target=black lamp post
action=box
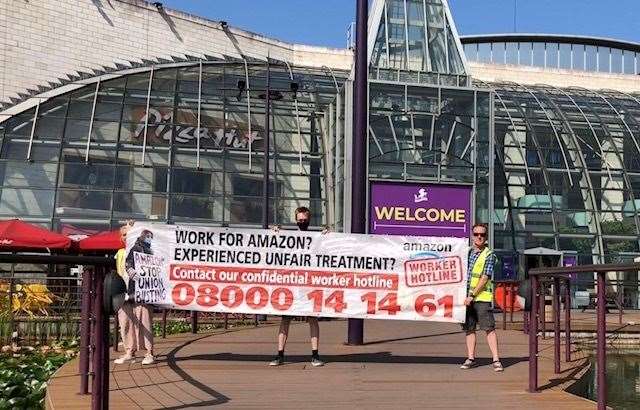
[347,0,368,345]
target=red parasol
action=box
[77,230,124,251]
[0,219,71,250]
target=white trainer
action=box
[114,354,135,364]
[141,354,155,365]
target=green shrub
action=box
[0,340,77,410]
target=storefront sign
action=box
[134,108,262,149]
[370,182,472,238]
[563,254,578,281]
[124,223,469,323]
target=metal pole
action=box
[618,282,623,325]
[553,277,561,374]
[91,267,107,410]
[596,271,607,410]
[529,274,539,393]
[113,315,119,352]
[162,309,168,338]
[257,58,272,325]
[564,278,571,362]
[191,311,198,334]
[502,284,507,330]
[510,283,515,323]
[539,281,546,339]
[262,58,271,230]
[347,0,368,347]
[79,268,92,395]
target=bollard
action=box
[564,278,571,362]
[510,283,515,323]
[162,309,168,338]
[528,274,539,393]
[596,271,606,410]
[502,283,508,330]
[191,311,198,334]
[539,281,546,339]
[79,268,93,395]
[224,313,229,330]
[91,267,108,410]
[553,277,561,374]
[113,316,119,352]
[618,284,623,325]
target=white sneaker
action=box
[141,354,155,365]
[114,354,135,364]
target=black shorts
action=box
[461,302,495,332]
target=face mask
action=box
[143,237,152,246]
[296,221,310,231]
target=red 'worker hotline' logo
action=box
[404,256,463,287]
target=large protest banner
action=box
[124,223,469,323]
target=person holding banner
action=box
[269,206,325,367]
[113,223,156,365]
[114,221,137,364]
[460,223,503,372]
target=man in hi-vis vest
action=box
[460,223,503,372]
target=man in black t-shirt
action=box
[269,206,324,367]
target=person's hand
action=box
[126,267,137,280]
[321,225,331,235]
[464,296,474,306]
[270,224,281,232]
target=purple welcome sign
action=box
[563,254,578,281]
[369,182,472,238]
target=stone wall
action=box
[0,0,352,109]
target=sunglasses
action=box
[473,232,487,237]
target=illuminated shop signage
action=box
[370,182,472,238]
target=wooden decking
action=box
[46,318,596,409]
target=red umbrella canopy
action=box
[77,229,124,251]
[0,219,71,250]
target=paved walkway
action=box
[47,318,595,409]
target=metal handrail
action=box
[527,263,640,410]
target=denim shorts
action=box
[461,302,495,332]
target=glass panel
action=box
[0,188,54,217]
[55,190,111,217]
[532,43,545,67]
[115,166,167,192]
[426,2,447,72]
[559,43,572,70]
[386,0,407,69]
[492,42,506,65]
[171,195,221,221]
[545,43,559,69]
[114,192,167,219]
[519,42,532,66]
[586,46,598,71]
[0,162,57,188]
[59,162,114,190]
[611,48,623,74]
[446,23,464,74]
[623,51,635,74]
[463,43,477,61]
[506,42,518,65]
[406,0,427,71]
[478,43,491,63]
[597,47,611,73]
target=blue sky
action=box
[161,0,640,48]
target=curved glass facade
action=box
[463,37,640,75]
[485,81,640,267]
[0,62,346,235]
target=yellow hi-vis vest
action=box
[115,248,126,278]
[469,247,494,303]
